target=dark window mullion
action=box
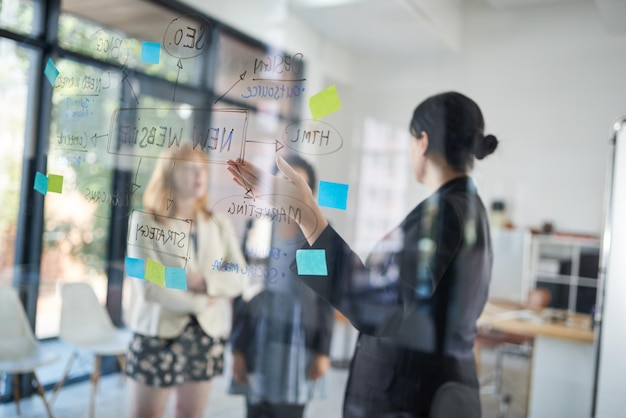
[12,0,61,399]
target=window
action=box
[0,38,33,282]
[1,0,303,400]
[0,0,41,36]
[39,57,121,337]
[354,117,409,254]
[59,12,208,87]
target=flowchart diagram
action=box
[41,14,348,289]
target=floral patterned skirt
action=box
[126,318,226,387]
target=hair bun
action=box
[474,133,498,160]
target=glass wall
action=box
[0,38,32,284]
[0,0,614,415]
[39,57,121,337]
[0,0,303,400]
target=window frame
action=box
[1,0,306,402]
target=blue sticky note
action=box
[34,172,48,195]
[125,257,145,279]
[44,58,59,86]
[141,41,161,64]
[318,181,349,210]
[296,249,328,276]
[165,267,187,290]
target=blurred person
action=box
[126,144,247,418]
[227,91,498,417]
[229,154,334,418]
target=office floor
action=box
[0,347,529,418]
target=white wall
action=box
[182,0,626,239]
[353,0,626,236]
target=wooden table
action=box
[479,303,594,343]
[478,302,595,418]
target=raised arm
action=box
[226,157,463,337]
[227,156,328,244]
[295,225,407,336]
[297,198,463,338]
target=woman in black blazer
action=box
[227,91,498,417]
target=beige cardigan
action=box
[127,211,247,339]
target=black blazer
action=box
[297,176,492,417]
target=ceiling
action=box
[287,0,461,56]
[285,0,624,55]
[62,0,626,57]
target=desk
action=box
[478,303,595,418]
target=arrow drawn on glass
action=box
[122,69,139,105]
[245,138,285,153]
[173,59,183,101]
[214,71,246,104]
[131,157,142,194]
[167,161,176,209]
[90,133,108,147]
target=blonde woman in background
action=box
[126,144,247,418]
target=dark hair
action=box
[409,91,498,172]
[276,154,317,194]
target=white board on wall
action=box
[595,119,626,418]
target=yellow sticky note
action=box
[47,174,63,193]
[308,85,341,120]
[145,258,165,287]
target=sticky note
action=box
[44,58,59,86]
[318,181,349,210]
[47,174,63,193]
[33,172,48,195]
[165,267,187,290]
[125,257,145,279]
[141,41,161,64]
[308,85,341,120]
[296,249,328,276]
[145,258,165,287]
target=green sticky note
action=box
[296,249,328,276]
[47,174,63,193]
[165,267,187,290]
[145,258,165,287]
[33,172,48,195]
[308,85,342,120]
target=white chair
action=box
[52,282,131,418]
[0,286,59,418]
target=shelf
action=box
[536,274,579,284]
[529,233,600,313]
[536,274,598,287]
